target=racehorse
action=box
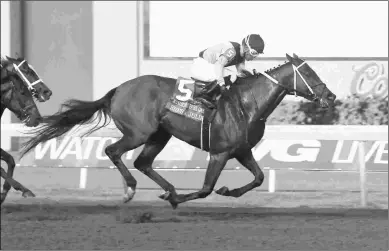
[1,69,40,203]
[1,55,52,204]
[20,53,336,209]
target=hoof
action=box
[215,186,229,196]
[158,192,179,209]
[123,187,136,203]
[169,201,178,210]
[22,190,36,198]
[158,191,171,201]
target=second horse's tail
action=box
[20,88,117,158]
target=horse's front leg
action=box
[1,168,35,204]
[165,152,230,207]
[215,150,264,197]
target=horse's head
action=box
[282,53,336,108]
[1,72,42,127]
[2,56,52,102]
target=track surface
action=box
[1,189,388,250]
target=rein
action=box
[257,61,326,102]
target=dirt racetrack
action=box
[1,188,388,250]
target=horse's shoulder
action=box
[219,88,243,108]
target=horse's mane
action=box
[0,55,25,67]
[235,60,289,85]
[264,61,289,74]
[1,55,23,83]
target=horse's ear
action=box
[286,53,293,62]
[292,53,299,59]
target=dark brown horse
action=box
[20,53,336,209]
[1,56,52,204]
[1,68,40,203]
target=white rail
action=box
[1,123,387,140]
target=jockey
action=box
[190,34,265,108]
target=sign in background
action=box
[12,136,388,172]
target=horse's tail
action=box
[20,88,117,158]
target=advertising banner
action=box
[318,61,388,101]
[12,136,388,172]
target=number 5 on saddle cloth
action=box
[164,77,223,151]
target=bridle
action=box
[260,61,326,101]
[12,60,43,95]
[0,65,35,117]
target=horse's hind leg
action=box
[1,168,35,204]
[215,150,264,197]
[132,127,179,207]
[105,136,144,203]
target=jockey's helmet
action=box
[242,34,265,57]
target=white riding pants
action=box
[190,57,237,84]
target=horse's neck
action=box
[0,65,14,118]
[251,63,294,121]
[0,76,13,113]
[1,67,8,80]
[218,63,292,123]
[260,90,287,120]
[238,76,286,123]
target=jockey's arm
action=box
[215,55,229,86]
[236,62,253,77]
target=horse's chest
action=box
[247,120,266,147]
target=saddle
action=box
[192,78,229,110]
[191,78,209,95]
[164,77,221,151]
